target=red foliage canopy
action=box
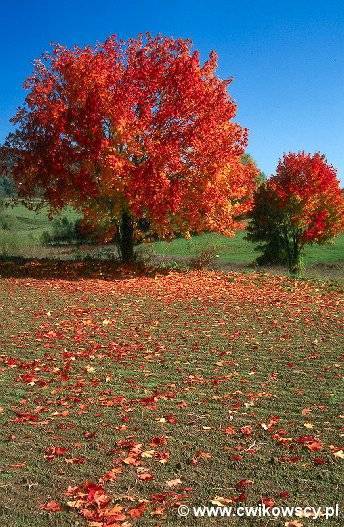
[270,152,344,244]
[9,34,257,236]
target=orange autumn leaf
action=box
[224,425,237,435]
[128,502,146,518]
[39,500,61,512]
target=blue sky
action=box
[1,0,343,181]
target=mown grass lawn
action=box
[152,231,344,267]
[0,270,343,526]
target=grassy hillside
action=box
[0,201,343,267]
[0,201,79,250]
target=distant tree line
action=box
[0,146,17,197]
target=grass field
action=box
[0,270,343,526]
[0,202,343,272]
[0,202,79,251]
[152,231,344,267]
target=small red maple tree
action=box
[247,152,344,273]
[6,34,258,261]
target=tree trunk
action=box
[289,236,302,275]
[118,212,135,263]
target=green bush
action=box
[0,200,10,230]
[40,216,79,245]
[246,185,288,266]
[0,239,19,259]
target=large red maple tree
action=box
[7,34,258,261]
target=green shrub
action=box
[40,216,79,245]
[0,240,19,259]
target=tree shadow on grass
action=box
[0,256,171,281]
[0,255,343,284]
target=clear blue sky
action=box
[1,0,343,181]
